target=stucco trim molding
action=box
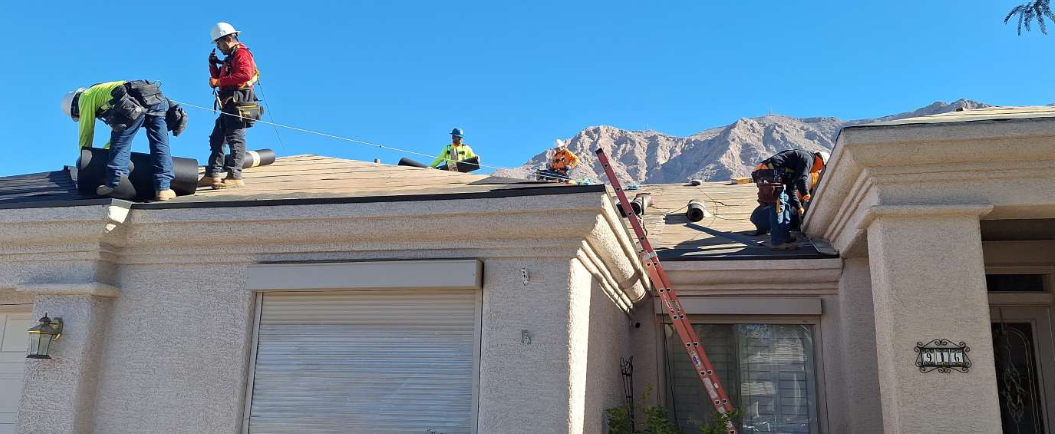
[856,203,994,231]
[654,297,822,315]
[246,259,483,292]
[15,283,121,297]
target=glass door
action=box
[991,306,1055,434]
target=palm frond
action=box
[1042,1,1055,25]
[1005,1,1055,34]
[1037,3,1049,33]
[1019,6,1028,34]
[1006,4,1026,23]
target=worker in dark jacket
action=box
[758,149,829,227]
[200,22,261,189]
[752,149,829,249]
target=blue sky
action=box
[1,0,1051,176]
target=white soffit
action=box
[247,259,483,291]
[658,297,823,316]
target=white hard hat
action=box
[555,139,566,148]
[210,22,239,42]
[817,151,831,166]
[62,88,85,121]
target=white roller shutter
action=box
[246,290,479,434]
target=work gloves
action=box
[209,50,222,66]
[209,78,220,88]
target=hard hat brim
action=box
[211,30,240,43]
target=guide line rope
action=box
[168,98,513,171]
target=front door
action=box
[991,306,1055,434]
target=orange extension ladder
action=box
[595,149,739,434]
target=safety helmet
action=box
[816,151,831,166]
[62,88,85,121]
[450,127,464,138]
[555,139,566,149]
[211,22,239,42]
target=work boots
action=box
[156,189,176,201]
[214,175,245,189]
[197,176,222,189]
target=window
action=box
[664,323,819,434]
[986,274,1047,292]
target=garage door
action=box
[0,310,32,434]
[245,290,479,434]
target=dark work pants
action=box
[784,182,803,230]
[206,108,247,179]
[769,190,792,246]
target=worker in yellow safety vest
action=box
[430,127,478,169]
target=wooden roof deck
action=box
[635,182,831,260]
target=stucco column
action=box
[14,285,118,434]
[837,258,884,434]
[863,205,1000,434]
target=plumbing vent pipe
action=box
[630,193,652,215]
[686,199,711,222]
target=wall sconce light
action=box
[26,313,62,359]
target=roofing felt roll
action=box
[77,148,198,201]
[397,157,429,168]
[225,149,276,169]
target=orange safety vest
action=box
[550,149,579,172]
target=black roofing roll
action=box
[397,157,428,168]
[225,148,276,169]
[77,148,137,200]
[77,147,198,201]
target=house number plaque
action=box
[914,339,971,373]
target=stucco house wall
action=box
[581,267,634,434]
[0,190,648,434]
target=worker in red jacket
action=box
[199,22,261,189]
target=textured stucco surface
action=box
[90,264,254,434]
[581,264,632,434]
[867,214,1001,434]
[477,257,577,433]
[825,258,883,434]
[17,294,111,434]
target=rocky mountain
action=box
[493,99,992,184]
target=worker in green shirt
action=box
[430,128,478,170]
[62,80,176,201]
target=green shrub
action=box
[604,387,741,434]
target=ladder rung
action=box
[594,148,739,434]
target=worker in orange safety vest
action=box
[548,139,580,176]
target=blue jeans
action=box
[106,99,173,190]
[769,189,792,246]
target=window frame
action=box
[656,314,829,434]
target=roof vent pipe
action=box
[631,193,652,215]
[686,199,710,222]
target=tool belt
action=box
[165,98,188,137]
[100,80,164,131]
[756,182,783,204]
[218,88,263,127]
